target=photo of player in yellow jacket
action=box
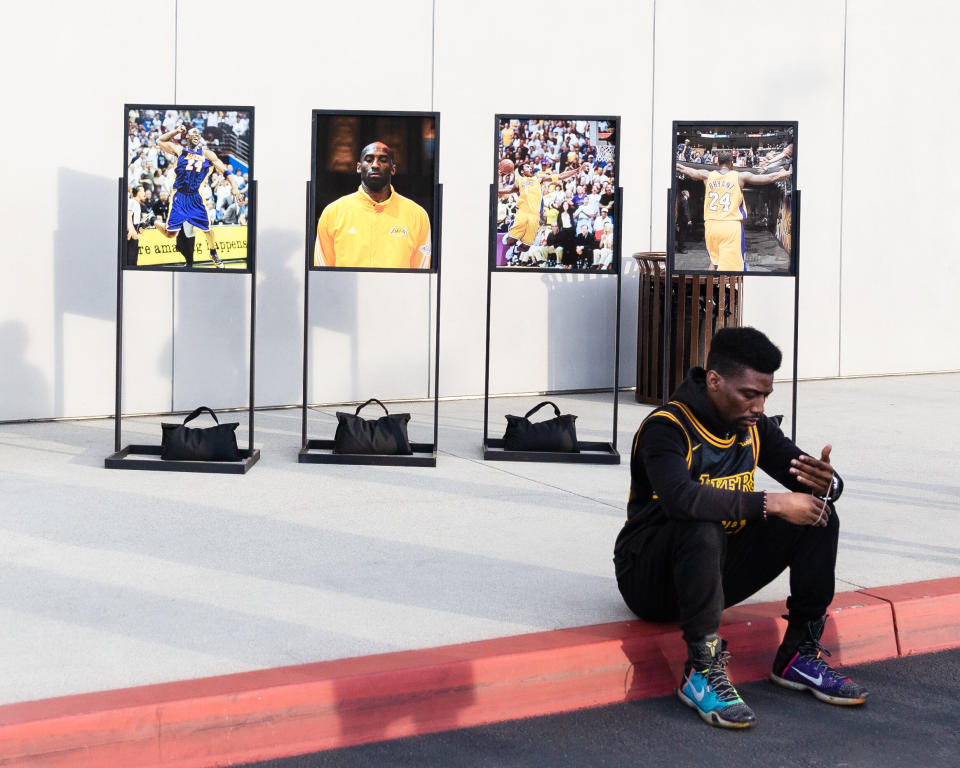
[315,141,431,269]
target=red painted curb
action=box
[0,581,953,768]
[859,577,960,656]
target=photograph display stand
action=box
[664,188,802,441]
[482,185,623,464]
[106,178,261,473]
[299,182,442,467]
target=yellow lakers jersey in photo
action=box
[704,170,746,221]
[515,173,547,216]
[315,186,431,269]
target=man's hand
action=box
[790,445,834,496]
[766,491,830,527]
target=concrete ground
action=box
[0,373,957,707]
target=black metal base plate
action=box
[298,439,437,467]
[483,439,620,464]
[105,444,260,474]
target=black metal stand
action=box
[663,188,801,437]
[299,440,437,467]
[299,183,443,467]
[789,190,801,442]
[105,445,260,473]
[106,178,261,473]
[482,185,623,464]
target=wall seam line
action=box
[171,0,179,412]
[837,0,848,378]
[428,0,437,398]
[648,0,657,251]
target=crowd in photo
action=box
[126,109,250,231]
[498,118,617,270]
[676,132,794,175]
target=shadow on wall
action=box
[308,269,358,401]
[175,226,309,413]
[0,323,50,419]
[619,255,639,385]
[257,228,306,408]
[542,271,618,394]
[173,272,248,411]
[54,169,118,418]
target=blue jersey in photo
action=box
[174,147,213,194]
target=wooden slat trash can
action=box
[633,252,743,404]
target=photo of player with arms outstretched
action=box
[673,122,796,274]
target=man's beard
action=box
[363,174,389,192]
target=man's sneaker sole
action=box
[769,672,868,706]
[676,688,755,729]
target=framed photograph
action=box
[491,115,620,273]
[122,104,254,272]
[671,121,796,275]
[309,110,439,272]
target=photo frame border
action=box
[121,102,256,275]
[489,112,622,276]
[669,119,798,278]
[308,108,441,275]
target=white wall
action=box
[0,0,957,421]
[840,0,960,374]
[0,1,177,421]
[651,0,846,382]
[434,0,653,399]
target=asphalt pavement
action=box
[239,648,960,768]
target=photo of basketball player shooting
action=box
[495,117,618,270]
[154,124,240,268]
[498,160,581,264]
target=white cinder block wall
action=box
[0,0,957,421]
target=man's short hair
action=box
[360,141,395,164]
[717,151,733,167]
[706,327,782,377]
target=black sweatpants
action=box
[616,510,839,643]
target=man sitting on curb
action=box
[614,327,868,729]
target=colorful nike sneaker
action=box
[209,249,225,268]
[770,616,868,705]
[677,635,757,729]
